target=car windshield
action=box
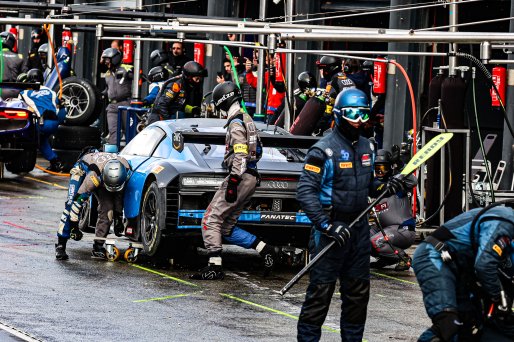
[121,127,165,157]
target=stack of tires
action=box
[51,77,103,170]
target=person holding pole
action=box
[296,88,410,341]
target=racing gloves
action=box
[225,175,241,203]
[69,220,83,241]
[387,174,409,195]
[318,222,351,247]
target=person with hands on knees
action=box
[147,61,206,125]
[190,82,278,280]
[296,88,375,342]
[412,205,514,341]
[55,151,131,260]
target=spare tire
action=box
[51,125,101,150]
[55,77,101,126]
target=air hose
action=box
[0,38,3,98]
[455,52,514,138]
[223,45,248,114]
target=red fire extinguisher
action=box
[123,37,134,64]
[491,66,506,107]
[274,53,285,82]
[62,29,72,49]
[194,43,205,67]
[373,57,387,94]
[8,27,17,53]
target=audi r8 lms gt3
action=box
[120,118,317,258]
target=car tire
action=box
[140,182,166,257]
[5,148,37,173]
[51,125,101,150]
[55,77,101,127]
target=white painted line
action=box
[0,321,43,342]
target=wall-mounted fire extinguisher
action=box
[194,43,205,67]
[123,37,134,64]
[274,52,285,82]
[491,66,506,107]
[62,29,72,49]
[8,27,18,53]
[373,57,387,94]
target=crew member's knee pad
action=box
[431,309,461,342]
[341,278,370,324]
[299,282,336,326]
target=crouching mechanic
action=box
[55,151,131,260]
[19,68,66,172]
[369,148,417,271]
[191,82,278,280]
[412,205,514,341]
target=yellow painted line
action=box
[371,271,418,286]
[220,293,339,333]
[131,264,198,287]
[133,293,191,303]
[24,176,67,189]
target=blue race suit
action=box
[412,207,514,341]
[19,86,66,162]
[296,127,375,342]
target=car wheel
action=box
[56,77,100,127]
[5,148,37,173]
[140,182,166,256]
[50,125,101,150]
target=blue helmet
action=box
[332,88,370,127]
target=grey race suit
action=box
[58,152,130,243]
[370,175,417,261]
[1,48,28,99]
[201,104,260,256]
[105,64,133,144]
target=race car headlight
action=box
[181,177,224,187]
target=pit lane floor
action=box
[0,162,430,342]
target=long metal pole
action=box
[131,0,143,100]
[256,0,267,120]
[500,0,514,190]
[284,0,294,131]
[448,0,458,76]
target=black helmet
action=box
[212,82,242,112]
[26,68,44,84]
[182,61,208,78]
[101,47,122,67]
[147,66,169,83]
[297,71,316,92]
[316,56,342,80]
[102,159,128,192]
[375,149,392,179]
[31,28,43,40]
[0,31,16,51]
[150,49,169,68]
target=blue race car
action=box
[0,99,38,173]
[120,118,316,257]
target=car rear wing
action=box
[0,82,41,91]
[172,131,320,152]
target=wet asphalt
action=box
[0,160,431,342]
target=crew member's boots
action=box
[47,158,65,173]
[257,242,279,277]
[190,256,224,280]
[55,237,69,260]
[91,242,107,260]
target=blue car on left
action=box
[0,99,38,173]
